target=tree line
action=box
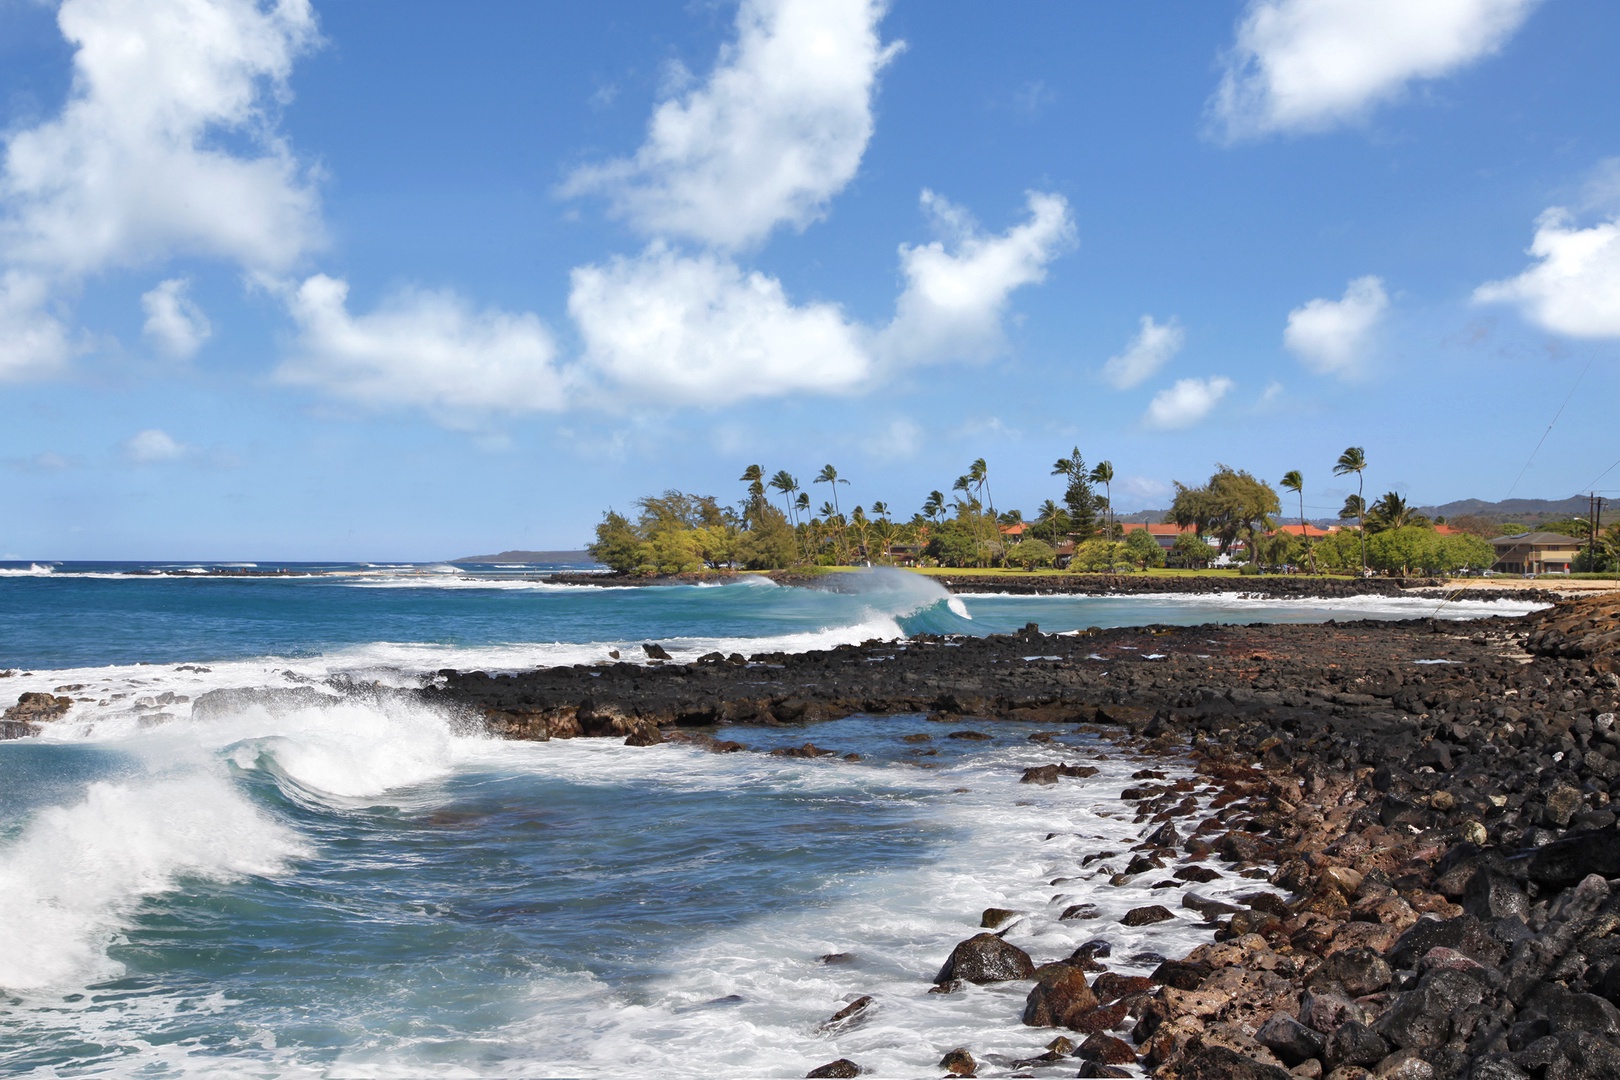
[587,446,1498,576]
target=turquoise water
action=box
[0,563,1543,1077]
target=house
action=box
[1120,522,1206,551]
[998,522,1027,541]
[1432,524,1466,537]
[1489,531,1581,575]
[887,543,923,567]
[1272,523,1336,539]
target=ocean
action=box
[0,563,1545,1077]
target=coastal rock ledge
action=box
[416,592,1620,1078]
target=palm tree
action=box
[768,470,798,524]
[1333,446,1368,572]
[740,465,766,526]
[871,500,890,521]
[969,458,995,520]
[1366,491,1426,533]
[1281,469,1313,573]
[814,464,851,564]
[1090,460,1114,537]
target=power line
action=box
[1503,354,1594,502]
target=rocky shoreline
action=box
[545,568,1568,606]
[406,594,1620,1079]
[9,595,1620,1078]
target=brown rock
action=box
[1022,963,1097,1027]
[1122,904,1176,926]
[939,1048,976,1076]
[1077,1032,1136,1065]
[806,1059,863,1078]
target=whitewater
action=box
[0,562,1547,1077]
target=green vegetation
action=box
[586,444,1517,579]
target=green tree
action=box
[1168,465,1279,555]
[1006,537,1056,570]
[1365,491,1428,533]
[587,510,646,573]
[1333,446,1368,570]
[1089,460,1114,536]
[814,464,850,562]
[1170,531,1213,568]
[1051,448,1099,540]
[1073,538,1131,572]
[1124,528,1166,570]
[1280,469,1315,573]
[735,504,798,569]
[739,465,766,526]
[924,519,980,567]
[1031,499,1071,544]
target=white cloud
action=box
[1,0,322,277]
[864,417,922,459]
[1474,209,1620,338]
[569,244,870,406]
[1101,314,1184,390]
[1117,475,1172,506]
[1210,0,1539,140]
[1144,376,1233,430]
[123,428,188,463]
[561,0,900,249]
[880,190,1075,365]
[0,271,73,381]
[1283,275,1388,376]
[141,278,212,358]
[277,275,568,416]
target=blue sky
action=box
[2,0,1618,560]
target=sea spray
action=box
[0,772,308,989]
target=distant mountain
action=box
[1116,509,1168,524]
[1415,496,1595,521]
[451,549,594,564]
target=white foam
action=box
[0,773,308,989]
[0,562,55,576]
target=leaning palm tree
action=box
[814,464,851,563]
[1280,469,1313,573]
[740,464,766,526]
[969,458,995,521]
[1090,460,1115,537]
[1333,446,1368,571]
[768,470,798,525]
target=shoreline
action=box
[546,568,1595,605]
[413,593,1620,1078]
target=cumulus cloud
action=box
[123,428,189,463]
[277,275,568,416]
[1210,0,1539,140]
[569,244,870,405]
[880,190,1075,365]
[1,0,322,276]
[0,271,73,381]
[1117,475,1173,506]
[564,191,1073,407]
[561,0,900,249]
[1283,275,1388,377]
[1102,314,1184,390]
[1144,376,1233,430]
[141,278,212,358]
[1474,209,1620,337]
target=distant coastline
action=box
[450,549,593,564]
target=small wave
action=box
[0,563,55,576]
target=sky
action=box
[2,0,1619,560]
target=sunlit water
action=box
[0,563,1544,1076]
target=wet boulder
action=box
[1324,1020,1389,1069]
[1022,963,1097,1026]
[1076,1032,1136,1065]
[1122,904,1176,926]
[1526,826,1620,888]
[939,1048,976,1076]
[806,1059,863,1078]
[935,933,1034,984]
[1386,915,1503,969]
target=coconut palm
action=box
[740,465,766,525]
[969,458,995,520]
[1090,460,1115,536]
[871,501,890,522]
[1333,446,1368,571]
[814,464,851,563]
[1366,491,1426,533]
[1281,469,1313,573]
